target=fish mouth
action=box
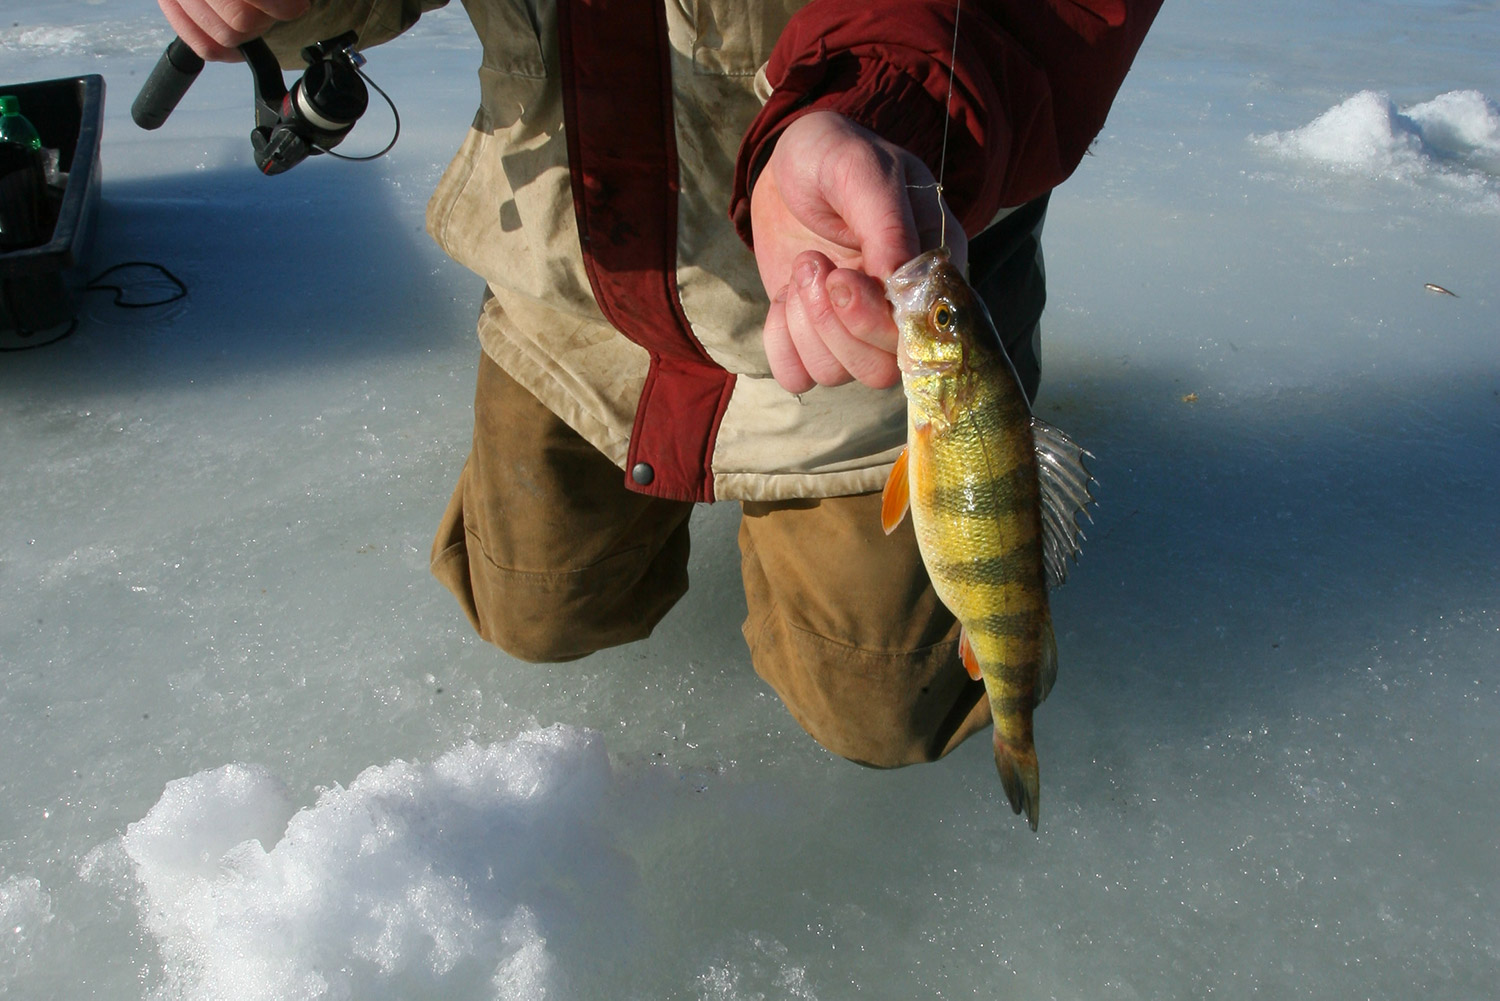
[898,352,959,377]
[884,248,950,336]
[896,336,958,376]
[884,248,948,298]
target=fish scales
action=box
[883,248,1091,831]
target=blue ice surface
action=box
[2,1,1498,998]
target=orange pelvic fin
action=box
[880,445,910,535]
[958,627,982,680]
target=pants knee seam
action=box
[769,611,960,664]
[463,524,649,587]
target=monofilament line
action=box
[935,0,962,253]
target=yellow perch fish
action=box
[882,249,1093,831]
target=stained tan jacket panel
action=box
[273,0,907,502]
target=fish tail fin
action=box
[994,734,1040,832]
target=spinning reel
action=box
[132,31,397,175]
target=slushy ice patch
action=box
[1,876,55,982]
[1255,89,1500,207]
[0,20,173,58]
[108,726,634,1001]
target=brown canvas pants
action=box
[430,352,993,767]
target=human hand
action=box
[157,0,311,61]
[750,111,967,394]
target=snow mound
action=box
[116,727,631,1001]
[1255,89,1500,207]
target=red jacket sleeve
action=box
[730,0,1164,244]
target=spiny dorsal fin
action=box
[1031,417,1095,589]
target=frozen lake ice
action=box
[3,1,1498,998]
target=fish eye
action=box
[930,300,955,332]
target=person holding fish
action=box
[156,0,1161,824]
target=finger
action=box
[163,0,304,59]
[160,0,244,60]
[827,269,896,353]
[782,259,854,388]
[248,0,313,19]
[795,258,901,389]
[763,287,816,395]
[223,0,312,33]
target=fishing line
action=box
[904,0,962,253]
[936,0,962,253]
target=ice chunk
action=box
[1,876,54,982]
[121,763,296,882]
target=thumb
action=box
[842,148,964,279]
[803,128,932,280]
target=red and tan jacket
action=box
[269,0,1161,503]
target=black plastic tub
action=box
[0,74,105,343]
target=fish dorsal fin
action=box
[1031,417,1095,588]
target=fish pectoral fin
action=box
[958,626,983,681]
[880,445,911,535]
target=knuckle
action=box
[807,355,851,387]
[763,301,788,339]
[850,306,896,345]
[203,22,243,48]
[857,362,900,390]
[837,339,897,389]
[220,7,261,34]
[833,285,891,340]
[768,352,813,394]
[801,287,838,328]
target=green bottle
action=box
[0,94,47,251]
[0,95,44,150]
